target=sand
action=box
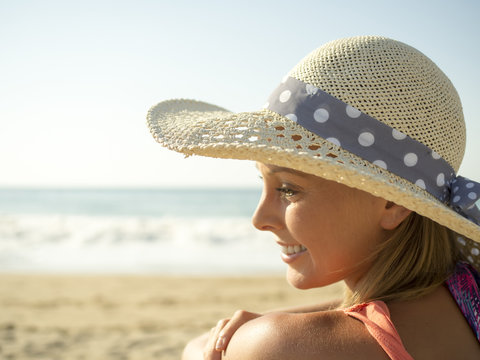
[0,273,343,359]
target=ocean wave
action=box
[0,214,282,274]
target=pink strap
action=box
[343,301,414,360]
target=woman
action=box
[147,36,480,359]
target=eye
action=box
[276,187,297,198]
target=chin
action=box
[286,268,316,290]
[286,267,336,290]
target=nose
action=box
[252,190,284,232]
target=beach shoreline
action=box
[0,273,343,359]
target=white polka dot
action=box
[457,237,466,246]
[373,160,387,169]
[403,153,418,167]
[358,132,375,147]
[472,247,480,256]
[453,186,459,193]
[468,192,477,200]
[279,90,291,103]
[415,179,426,189]
[468,255,474,263]
[436,173,445,187]
[392,129,407,140]
[313,108,329,123]
[431,151,441,160]
[263,102,269,109]
[346,105,361,118]
[453,195,461,203]
[306,84,318,95]
[285,114,297,122]
[466,182,475,189]
[326,137,341,147]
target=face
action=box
[253,163,393,290]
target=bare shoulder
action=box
[223,310,388,360]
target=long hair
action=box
[343,212,464,306]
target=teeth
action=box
[281,244,307,255]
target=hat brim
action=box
[147,99,480,262]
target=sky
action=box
[1,0,479,188]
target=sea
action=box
[0,188,284,275]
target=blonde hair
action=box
[343,212,463,307]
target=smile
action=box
[281,244,307,255]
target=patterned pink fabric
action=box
[445,261,480,341]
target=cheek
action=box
[285,204,337,245]
[285,198,374,256]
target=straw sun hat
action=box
[147,36,480,267]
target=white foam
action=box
[0,214,283,274]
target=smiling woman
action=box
[147,36,480,359]
[253,163,402,292]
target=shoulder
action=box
[223,310,388,360]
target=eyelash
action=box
[258,175,298,199]
[276,187,297,198]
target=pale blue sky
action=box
[1,0,479,188]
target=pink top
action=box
[342,301,414,360]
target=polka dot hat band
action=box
[266,76,480,226]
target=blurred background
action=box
[1,0,479,275]
[1,1,479,359]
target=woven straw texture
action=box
[289,36,465,172]
[147,36,479,266]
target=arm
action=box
[222,312,296,360]
[223,310,390,360]
[182,299,342,360]
[215,299,341,352]
[222,311,333,360]
[182,332,209,360]
[182,316,289,360]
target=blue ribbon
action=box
[266,76,480,227]
[450,176,480,225]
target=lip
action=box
[277,242,308,264]
[280,250,307,264]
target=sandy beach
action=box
[0,273,343,359]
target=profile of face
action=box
[253,163,411,290]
